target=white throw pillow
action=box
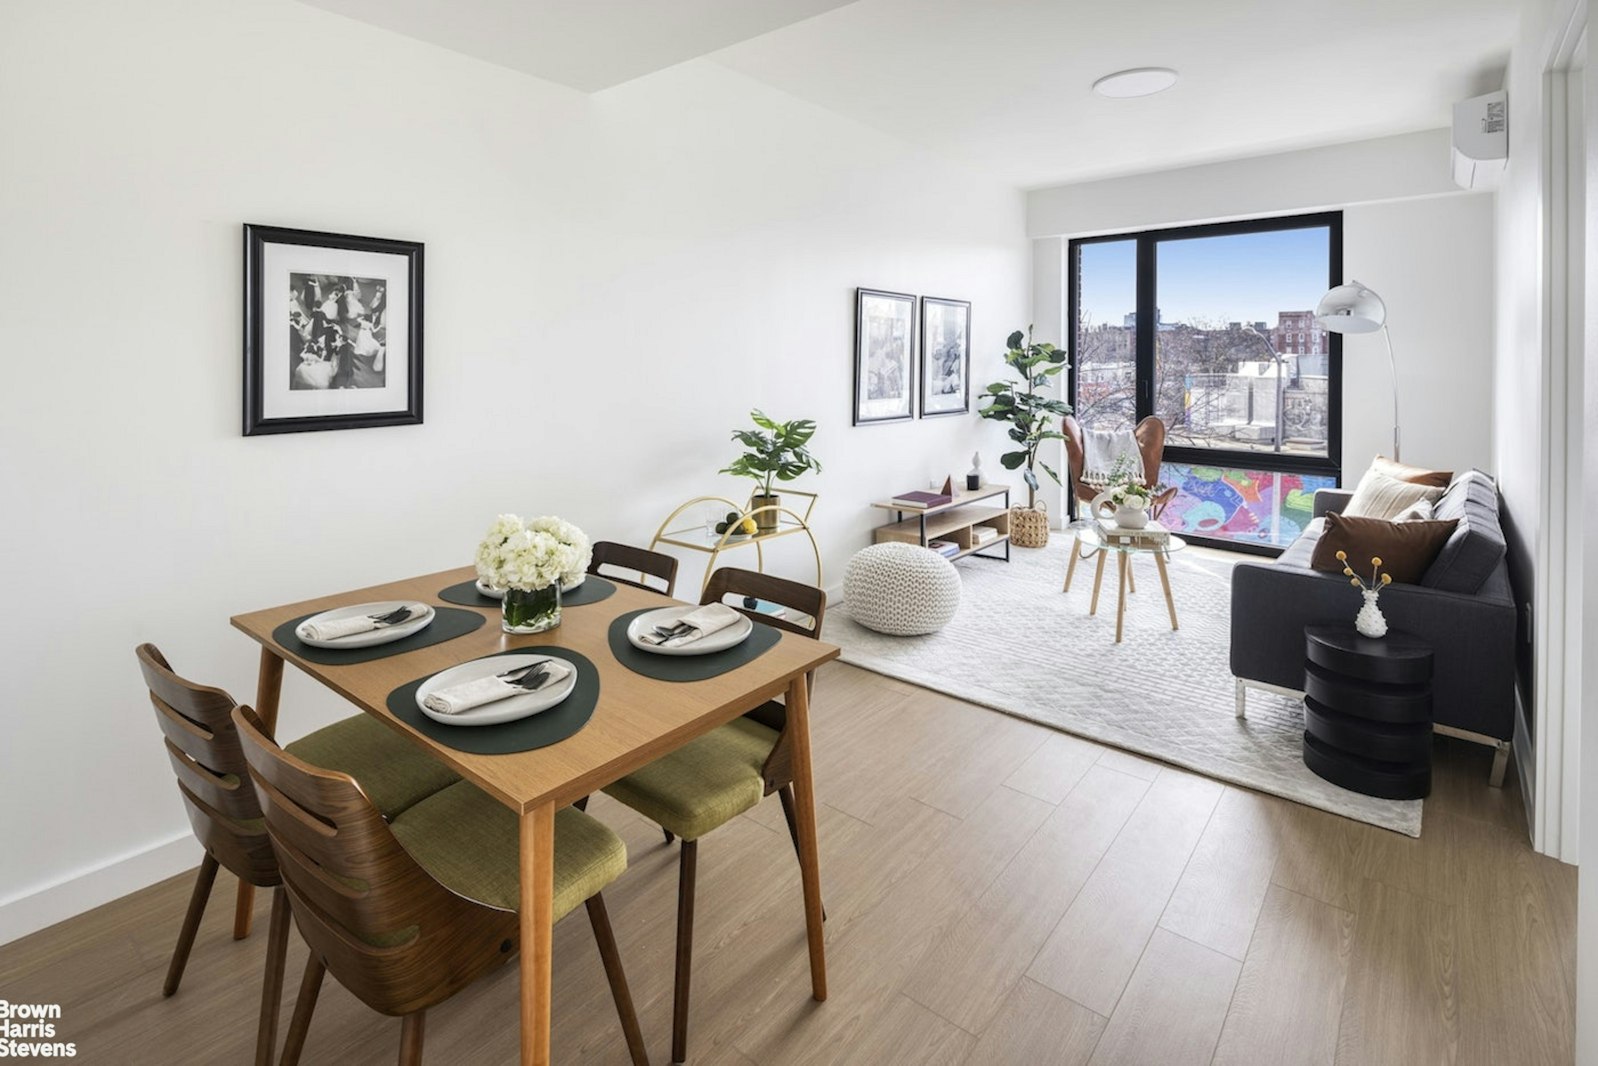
[1392,498,1436,522]
[1343,467,1444,520]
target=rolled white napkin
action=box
[639,603,744,648]
[422,658,572,716]
[299,603,429,642]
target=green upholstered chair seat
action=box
[391,781,626,920]
[286,714,460,819]
[602,716,779,842]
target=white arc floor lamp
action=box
[1315,280,1400,460]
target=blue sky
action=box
[1077,227,1332,328]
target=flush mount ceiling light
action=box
[1092,67,1179,99]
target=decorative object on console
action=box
[843,542,961,636]
[474,514,591,634]
[920,296,971,416]
[243,224,424,436]
[890,489,952,510]
[927,539,960,558]
[966,452,983,491]
[1316,280,1401,459]
[720,408,822,532]
[978,326,1071,547]
[854,288,917,424]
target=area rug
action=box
[831,538,1423,837]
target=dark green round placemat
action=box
[607,608,780,682]
[437,576,617,609]
[386,648,598,755]
[273,607,486,666]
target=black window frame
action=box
[1067,211,1344,556]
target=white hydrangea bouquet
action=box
[475,514,592,633]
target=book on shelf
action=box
[927,539,960,558]
[1098,518,1170,544]
[890,489,952,509]
[971,523,1001,545]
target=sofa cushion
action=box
[1373,455,1452,488]
[1309,513,1460,584]
[1278,517,1324,570]
[1422,469,1507,594]
[1343,466,1445,519]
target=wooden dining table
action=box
[231,565,838,1065]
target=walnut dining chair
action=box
[588,540,679,597]
[231,706,650,1066]
[600,567,825,1063]
[134,644,460,1066]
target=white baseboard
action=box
[0,832,203,946]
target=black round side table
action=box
[1302,626,1433,800]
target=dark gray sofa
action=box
[1229,470,1517,784]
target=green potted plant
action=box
[720,409,822,532]
[978,327,1071,547]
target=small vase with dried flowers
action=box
[1336,550,1393,639]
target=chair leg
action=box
[163,853,219,997]
[397,1012,425,1066]
[255,887,291,1066]
[586,895,649,1066]
[278,954,326,1066]
[573,795,589,811]
[234,881,256,940]
[777,786,825,921]
[663,828,675,846]
[672,840,698,1064]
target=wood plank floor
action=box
[0,663,1575,1064]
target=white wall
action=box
[1026,141,1497,506]
[0,0,1029,942]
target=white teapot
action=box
[1091,489,1150,530]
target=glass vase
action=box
[502,584,561,634]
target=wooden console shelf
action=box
[869,484,1012,561]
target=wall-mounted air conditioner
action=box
[1451,90,1507,190]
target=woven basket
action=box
[1009,504,1050,548]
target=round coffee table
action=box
[1062,520,1186,643]
[1302,626,1434,799]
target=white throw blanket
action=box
[422,658,572,715]
[1081,427,1144,484]
[638,603,744,648]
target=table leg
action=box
[785,675,828,1001]
[1154,551,1179,631]
[236,648,285,940]
[1062,542,1080,592]
[519,803,556,1066]
[1127,559,1136,594]
[1115,552,1128,644]
[1089,551,1108,615]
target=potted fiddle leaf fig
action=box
[978,326,1072,547]
[720,409,822,532]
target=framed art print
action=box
[853,287,916,424]
[243,224,423,436]
[920,296,970,417]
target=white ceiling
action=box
[298,0,857,92]
[301,0,1522,189]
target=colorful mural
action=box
[1156,463,1335,549]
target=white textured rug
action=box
[832,538,1423,837]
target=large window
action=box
[1069,214,1342,553]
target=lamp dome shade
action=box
[1315,281,1387,334]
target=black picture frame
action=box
[853,287,917,425]
[243,223,424,436]
[919,296,971,417]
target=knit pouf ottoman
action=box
[844,542,961,636]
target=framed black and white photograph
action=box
[853,287,916,425]
[243,224,423,436]
[920,296,970,417]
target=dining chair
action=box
[600,567,825,1063]
[230,705,650,1066]
[588,540,679,597]
[135,643,461,1066]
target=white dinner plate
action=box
[415,654,576,727]
[626,606,754,657]
[295,601,434,649]
[475,573,584,600]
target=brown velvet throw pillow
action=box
[1310,513,1460,585]
[1373,455,1452,488]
